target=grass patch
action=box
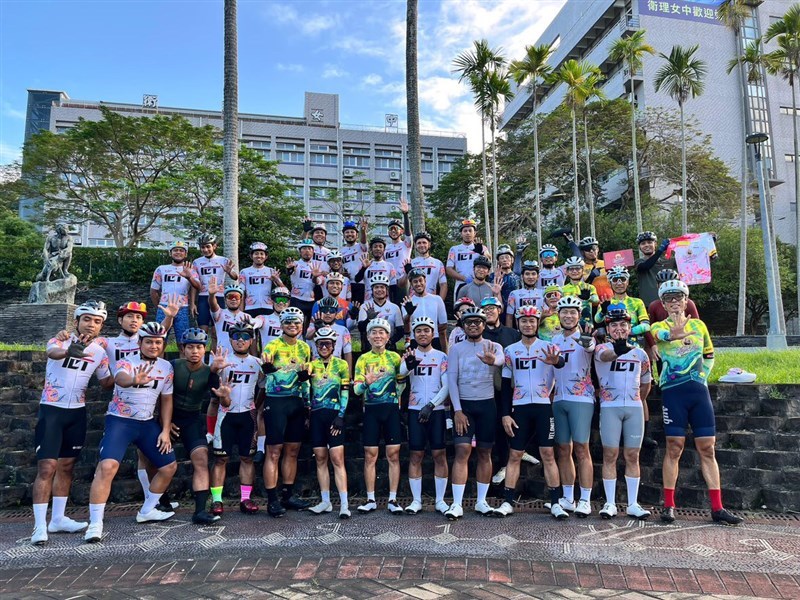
[710,349,800,384]
[0,342,45,351]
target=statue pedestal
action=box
[0,304,76,344]
[28,275,78,304]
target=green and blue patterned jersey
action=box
[594,295,651,346]
[262,336,312,398]
[353,350,405,405]
[651,318,714,389]
[309,357,350,415]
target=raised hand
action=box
[132,362,156,386]
[180,262,194,279]
[285,257,297,271]
[515,234,529,250]
[668,312,689,341]
[66,338,89,358]
[207,276,220,298]
[477,341,497,365]
[399,197,409,214]
[402,295,416,316]
[542,344,562,366]
[364,366,380,385]
[364,302,378,321]
[359,216,369,230]
[360,252,372,268]
[210,347,234,372]
[491,280,503,296]
[162,294,181,318]
[310,261,324,279]
[55,329,70,342]
[212,383,234,407]
[222,261,235,276]
[271,269,282,282]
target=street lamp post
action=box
[746,132,787,349]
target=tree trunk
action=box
[571,107,581,239]
[583,108,595,238]
[532,85,542,249]
[629,61,643,234]
[405,0,425,233]
[222,0,239,271]
[680,101,688,235]
[794,73,800,333]
[491,119,499,253]
[481,123,490,245]
[736,39,749,336]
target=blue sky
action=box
[0,0,566,164]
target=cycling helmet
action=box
[326,250,342,262]
[544,285,562,297]
[605,303,631,323]
[659,279,690,298]
[539,244,559,257]
[366,317,392,334]
[453,297,475,312]
[369,273,390,288]
[515,305,541,319]
[342,220,358,232]
[315,327,339,343]
[249,241,268,254]
[408,267,427,281]
[607,266,630,281]
[521,260,540,273]
[460,219,477,231]
[578,236,599,249]
[229,322,255,339]
[414,231,432,243]
[198,233,217,246]
[170,241,188,251]
[564,256,585,269]
[460,306,487,322]
[496,244,514,259]
[181,328,209,345]
[480,296,503,309]
[296,239,314,251]
[75,301,108,322]
[117,301,147,318]
[280,307,305,323]
[411,316,436,333]
[325,272,345,284]
[473,255,492,269]
[369,236,386,248]
[557,295,584,311]
[636,231,657,244]
[318,296,340,311]
[656,269,680,283]
[311,223,327,233]
[271,286,291,299]
[387,218,404,230]
[224,283,244,297]
[139,322,167,338]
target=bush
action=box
[70,247,200,285]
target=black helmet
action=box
[636,231,657,244]
[605,303,632,324]
[198,233,217,246]
[408,267,427,281]
[578,236,599,249]
[229,322,254,338]
[369,236,386,248]
[473,255,492,269]
[181,328,209,345]
[318,295,339,311]
[414,231,432,243]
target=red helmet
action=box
[117,301,147,318]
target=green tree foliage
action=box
[0,180,43,286]
[425,153,482,237]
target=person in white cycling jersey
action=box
[191,233,238,332]
[239,242,284,318]
[401,267,449,352]
[506,261,544,328]
[208,280,262,354]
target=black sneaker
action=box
[711,508,744,526]
[282,494,311,511]
[660,507,676,523]
[268,500,286,518]
[192,511,221,524]
[253,450,265,464]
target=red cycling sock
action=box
[708,489,723,512]
[663,488,675,508]
[207,415,217,436]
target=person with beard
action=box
[150,241,201,345]
[487,245,522,308]
[239,242,284,318]
[633,231,674,307]
[446,218,493,299]
[320,252,352,301]
[460,255,500,307]
[339,218,369,304]
[190,233,238,333]
[403,231,448,301]
[355,237,398,302]
[286,240,326,330]
[536,245,566,290]
[506,261,544,328]
[401,268,449,352]
[303,218,333,267]
[384,198,413,305]
[357,274,404,352]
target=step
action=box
[774,433,800,452]
[752,450,798,469]
[724,431,774,450]
[761,487,800,513]
[744,416,785,431]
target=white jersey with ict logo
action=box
[384,239,411,275]
[313,244,332,270]
[507,288,544,315]
[502,339,555,406]
[108,356,174,421]
[357,300,403,332]
[212,309,262,354]
[537,267,566,290]
[151,264,192,307]
[401,294,447,338]
[239,265,277,310]
[404,348,448,411]
[551,332,596,404]
[290,259,318,302]
[364,260,398,301]
[446,243,487,279]
[41,337,111,409]
[259,312,283,348]
[192,255,233,296]
[321,272,352,301]
[410,256,447,295]
[219,353,261,413]
[105,333,141,375]
[594,345,652,408]
[340,243,367,280]
[309,323,352,360]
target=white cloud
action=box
[276,63,305,73]
[362,73,383,86]
[322,64,348,79]
[263,3,338,35]
[2,102,25,120]
[0,141,22,165]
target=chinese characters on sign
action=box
[638,0,723,25]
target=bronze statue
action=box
[36,224,74,282]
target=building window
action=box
[780,106,800,116]
[310,153,337,166]
[343,147,370,155]
[278,151,305,164]
[376,157,401,169]
[310,143,335,152]
[89,238,115,247]
[276,141,304,150]
[786,154,796,163]
[343,155,370,167]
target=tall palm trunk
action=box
[679,101,688,234]
[628,68,643,233]
[793,73,800,331]
[481,123,490,243]
[570,107,581,239]
[406,0,425,232]
[491,119,499,252]
[222,0,239,271]
[532,85,542,249]
[736,54,749,336]
[582,108,595,238]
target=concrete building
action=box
[501,0,796,244]
[21,90,467,248]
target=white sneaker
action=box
[491,467,506,484]
[309,501,332,514]
[599,502,618,519]
[84,522,103,543]
[550,504,569,520]
[357,500,377,513]
[445,503,463,520]
[559,497,576,512]
[387,500,404,514]
[474,499,496,516]
[48,516,88,533]
[339,505,351,519]
[405,500,423,515]
[435,500,449,515]
[627,503,651,520]
[31,525,48,545]
[496,501,514,517]
[521,452,540,465]
[575,499,592,518]
[136,508,174,523]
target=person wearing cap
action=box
[191,233,238,333]
[446,218,492,299]
[651,280,743,526]
[303,217,332,266]
[353,318,407,514]
[357,274,404,352]
[487,244,522,307]
[448,297,475,347]
[506,261,544,328]
[355,236,398,302]
[404,231,448,301]
[401,267,449,351]
[30,302,115,546]
[339,217,369,303]
[461,255,501,307]
[286,239,326,330]
[150,241,201,345]
[634,231,675,307]
[321,251,352,301]
[537,245,566,290]
[538,286,564,342]
[239,242,284,318]
[384,198,413,305]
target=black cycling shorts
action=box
[310,408,344,449]
[264,396,305,445]
[408,409,446,452]
[215,410,256,457]
[662,381,716,438]
[172,409,207,454]
[34,404,86,460]
[362,403,402,447]
[453,398,496,449]
[508,403,555,452]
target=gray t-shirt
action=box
[634,253,677,306]
[447,338,504,410]
[460,280,495,307]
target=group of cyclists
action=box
[29,204,744,547]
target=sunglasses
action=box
[316,341,334,348]
[230,332,253,341]
[540,251,556,258]
[319,307,338,314]
[662,294,685,303]
[463,319,484,326]
[545,292,562,299]
[273,297,290,304]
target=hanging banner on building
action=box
[638,0,724,25]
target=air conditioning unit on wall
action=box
[343,168,354,177]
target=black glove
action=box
[418,403,435,423]
[404,353,420,370]
[261,362,278,374]
[303,219,314,232]
[409,338,418,350]
[612,337,631,356]
[314,318,324,331]
[404,300,417,316]
[66,342,87,358]
[365,306,379,321]
[297,369,311,382]
[579,288,591,301]
[331,415,345,431]
[349,304,359,318]
[659,238,670,252]
[474,243,484,257]
[601,300,611,314]
[404,262,413,274]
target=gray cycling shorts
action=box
[552,400,594,445]
[600,405,644,449]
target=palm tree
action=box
[549,59,601,238]
[222,0,239,271]
[609,30,655,234]
[580,71,605,238]
[765,4,800,324]
[483,68,514,252]
[654,44,706,234]
[453,40,506,243]
[509,43,555,249]
[406,0,425,232]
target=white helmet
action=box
[411,316,436,334]
[557,295,584,311]
[563,256,585,269]
[139,321,167,338]
[459,306,487,322]
[314,327,339,343]
[326,271,345,284]
[280,306,305,323]
[369,273,391,288]
[366,317,392,334]
[326,250,342,262]
[74,301,108,322]
[659,279,690,298]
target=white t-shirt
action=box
[594,344,652,408]
[41,336,111,409]
[308,323,352,360]
[401,294,447,338]
[258,312,283,349]
[384,239,412,275]
[108,356,174,421]
[446,242,489,279]
[404,348,448,411]
[410,256,447,295]
[151,264,192,307]
[364,260,398,301]
[219,353,262,413]
[537,267,566,290]
[313,244,332,270]
[551,331,596,404]
[358,300,403,332]
[502,339,555,406]
[340,242,367,280]
[290,259,318,302]
[239,265,277,310]
[321,272,352,301]
[192,255,233,296]
[507,288,544,315]
[104,333,140,375]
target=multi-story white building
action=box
[501,0,796,244]
[21,90,467,248]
